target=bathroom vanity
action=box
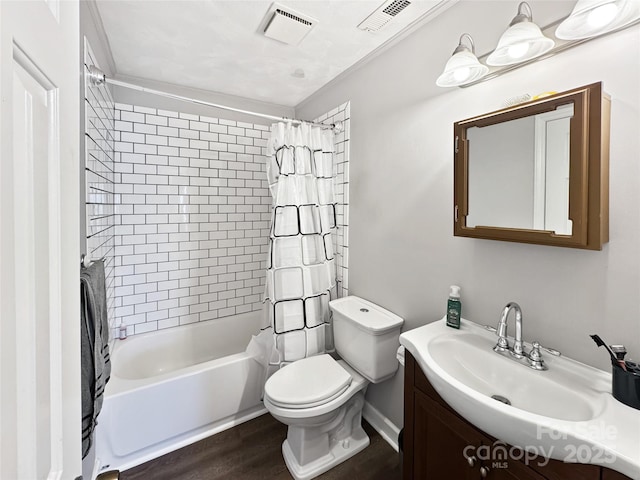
[403,351,633,480]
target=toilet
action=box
[263,296,404,480]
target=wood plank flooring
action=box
[121,413,401,480]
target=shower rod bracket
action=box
[86,65,341,132]
[87,65,106,87]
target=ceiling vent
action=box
[263,3,317,46]
[358,0,412,32]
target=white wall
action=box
[296,3,640,429]
[112,76,294,128]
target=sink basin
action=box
[400,318,640,479]
[429,332,603,421]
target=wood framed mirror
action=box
[453,82,610,250]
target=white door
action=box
[1,1,81,479]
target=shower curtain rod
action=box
[87,66,341,132]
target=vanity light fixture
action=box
[486,2,555,66]
[436,33,489,87]
[555,0,640,39]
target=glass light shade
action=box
[436,50,489,87]
[487,21,555,66]
[556,0,640,39]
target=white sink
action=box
[429,331,605,421]
[400,318,640,479]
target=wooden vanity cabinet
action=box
[409,387,544,480]
[602,471,636,480]
[403,351,632,480]
[411,388,483,480]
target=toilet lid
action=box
[265,354,352,409]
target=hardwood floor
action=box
[121,413,401,480]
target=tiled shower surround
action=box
[113,105,271,335]
[113,102,350,336]
[316,103,350,298]
[84,41,116,329]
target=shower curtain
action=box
[262,121,338,370]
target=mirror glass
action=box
[466,104,574,235]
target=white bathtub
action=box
[95,311,267,472]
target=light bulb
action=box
[453,67,471,82]
[587,3,619,27]
[507,43,529,59]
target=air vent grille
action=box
[262,3,317,46]
[382,0,411,17]
[275,8,312,27]
[358,0,412,32]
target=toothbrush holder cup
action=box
[612,365,640,410]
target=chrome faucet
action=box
[494,302,525,358]
[492,302,550,370]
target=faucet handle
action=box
[531,341,561,357]
[541,345,561,357]
[492,317,510,353]
[493,333,510,353]
[528,341,548,370]
[529,342,543,360]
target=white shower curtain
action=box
[262,121,338,370]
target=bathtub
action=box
[95,311,267,472]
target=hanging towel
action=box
[80,259,111,458]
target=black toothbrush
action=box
[590,334,627,370]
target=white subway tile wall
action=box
[113,104,271,335]
[315,102,350,298]
[84,40,116,329]
[112,102,350,336]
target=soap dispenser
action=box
[446,285,462,329]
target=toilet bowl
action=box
[264,356,369,479]
[263,296,404,480]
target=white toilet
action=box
[263,296,404,480]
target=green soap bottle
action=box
[446,285,461,329]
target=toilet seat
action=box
[265,354,352,409]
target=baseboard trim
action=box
[362,401,400,453]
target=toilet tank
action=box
[330,296,404,383]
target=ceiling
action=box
[95,0,454,107]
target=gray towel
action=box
[81,259,111,458]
